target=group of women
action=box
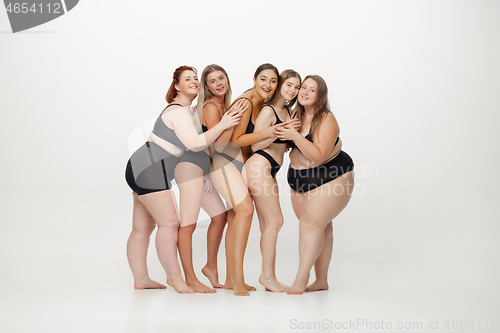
[125,63,354,296]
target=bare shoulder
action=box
[259,105,275,117]
[323,112,339,127]
[203,102,220,115]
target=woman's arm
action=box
[277,113,339,164]
[169,106,240,152]
[230,103,275,147]
[250,106,276,151]
[204,100,248,152]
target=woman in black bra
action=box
[125,66,241,293]
[275,75,354,294]
[245,69,302,292]
[209,63,291,296]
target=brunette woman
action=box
[210,63,297,296]
[275,75,354,294]
[246,69,301,292]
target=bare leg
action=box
[288,172,354,295]
[210,158,256,295]
[246,155,289,292]
[137,190,193,293]
[306,221,333,291]
[230,195,254,296]
[201,188,228,288]
[176,162,215,293]
[127,192,167,289]
[223,208,235,288]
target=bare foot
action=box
[201,265,224,288]
[259,276,289,292]
[233,280,250,296]
[186,279,216,293]
[287,276,309,295]
[305,280,329,292]
[245,283,257,291]
[166,277,194,294]
[134,278,167,290]
[224,281,256,291]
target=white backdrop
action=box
[1,1,499,332]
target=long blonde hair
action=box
[294,75,331,139]
[196,64,232,124]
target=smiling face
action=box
[253,69,278,100]
[280,77,301,101]
[175,70,199,97]
[298,78,318,107]
[206,70,227,97]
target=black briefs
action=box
[253,150,281,179]
[287,151,354,193]
[125,142,180,195]
[177,150,212,176]
[214,151,244,173]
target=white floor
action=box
[1,203,498,333]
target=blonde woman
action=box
[177,64,248,292]
[210,64,296,296]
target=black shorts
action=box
[125,142,179,195]
[287,151,354,193]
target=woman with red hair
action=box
[125,66,241,293]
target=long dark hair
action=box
[295,75,331,138]
[252,63,279,103]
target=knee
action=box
[211,213,227,227]
[300,218,324,232]
[158,214,180,230]
[179,223,197,234]
[264,217,284,232]
[132,222,156,235]
[235,199,254,220]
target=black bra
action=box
[151,103,187,150]
[230,97,254,134]
[289,129,339,152]
[266,105,292,145]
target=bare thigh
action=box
[300,171,354,226]
[210,155,250,209]
[137,190,180,227]
[245,155,283,224]
[132,192,156,232]
[290,189,305,220]
[201,186,227,218]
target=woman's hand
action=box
[219,109,242,129]
[283,119,301,131]
[228,99,249,115]
[274,122,301,142]
[203,176,213,193]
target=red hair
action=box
[166,65,197,103]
